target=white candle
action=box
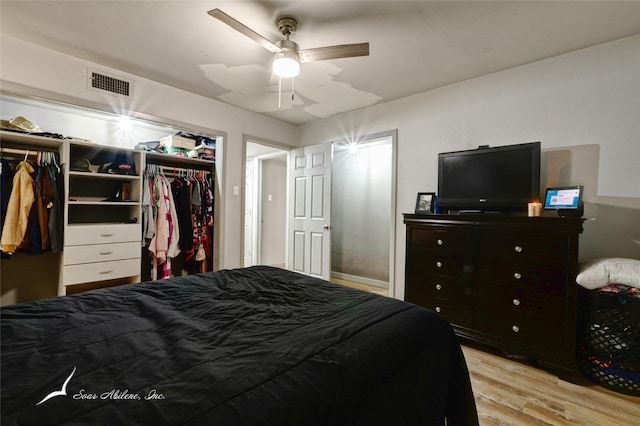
[528,202,542,217]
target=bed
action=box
[1,266,478,425]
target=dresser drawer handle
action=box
[514,245,523,253]
[512,298,521,306]
[99,251,113,255]
[512,325,520,333]
[513,272,522,280]
[100,233,115,238]
[435,284,442,291]
[99,269,113,275]
[436,261,443,268]
[437,239,444,246]
[435,306,441,313]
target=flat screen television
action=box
[437,141,541,213]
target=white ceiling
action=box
[2,1,640,126]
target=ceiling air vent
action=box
[88,69,132,97]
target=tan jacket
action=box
[1,161,35,254]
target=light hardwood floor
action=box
[462,344,640,425]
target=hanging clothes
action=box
[1,158,14,232]
[171,177,193,250]
[147,172,180,280]
[1,161,35,254]
[165,175,181,260]
[35,166,50,251]
[143,165,213,279]
[47,161,64,253]
[142,169,154,243]
[187,171,213,274]
[0,150,63,256]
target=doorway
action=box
[243,131,397,298]
[243,141,289,268]
[330,133,396,297]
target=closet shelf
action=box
[0,130,64,150]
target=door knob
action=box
[323,224,331,230]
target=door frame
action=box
[241,135,291,268]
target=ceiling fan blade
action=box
[298,43,369,63]
[208,9,282,53]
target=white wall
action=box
[1,35,298,269]
[298,35,640,300]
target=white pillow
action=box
[576,258,640,290]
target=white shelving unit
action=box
[61,141,143,294]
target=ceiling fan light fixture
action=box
[273,39,300,78]
[273,55,300,78]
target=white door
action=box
[288,143,332,279]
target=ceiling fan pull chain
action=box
[278,76,282,109]
[291,77,295,102]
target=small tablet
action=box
[544,186,583,210]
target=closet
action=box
[0,130,217,304]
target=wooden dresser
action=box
[403,213,584,382]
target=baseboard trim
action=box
[331,271,388,289]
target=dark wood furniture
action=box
[404,213,584,382]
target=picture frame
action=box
[415,192,436,214]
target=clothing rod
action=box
[147,164,212,174]
[1,147,41,157]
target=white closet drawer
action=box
[66,224,141,246]
[63,241,141,265]
[63,259,141,286]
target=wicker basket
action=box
[577,286,640,396]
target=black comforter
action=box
[1,266,477,425]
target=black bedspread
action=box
[1,266,477,425]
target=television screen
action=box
[437,142,541,213]
[544,186,583,209]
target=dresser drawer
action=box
[427,299,474,328]
[65,224,141,246]
[63,259,141,285]
[477,309,565,352]
[478,232,567,265]
[408,275,473,300]
[63,241,141,266]
[405,283,474,328]
[409,227,475,255]
[477,282,564,322]
[478,262,567,294]
[425,255,474,279]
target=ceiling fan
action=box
[207,8,369,79]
